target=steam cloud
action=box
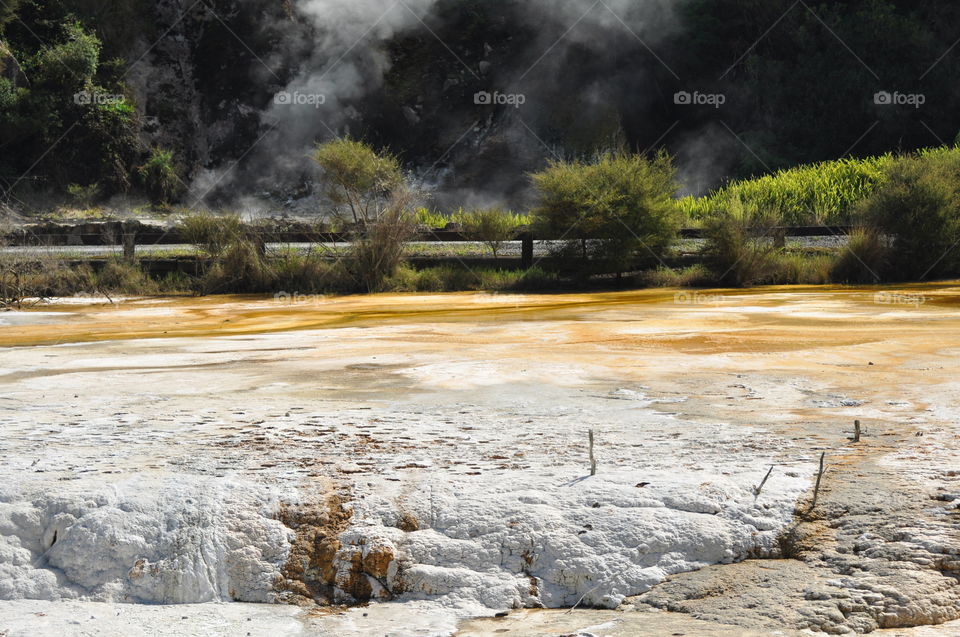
[190,0,693,212]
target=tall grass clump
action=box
[349,203,417,292]
[702,196,782,285]
[830,227,888,283]
[138,147,182,204]
[678,154,893,226]
[94,258,159,294]
[180,212,273,293]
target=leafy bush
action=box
[67,182,101,208]
[458,208,520,262]
[34,21,99,90]
[138,147,182,204]
[313,138,404,226]
[857,147,960,280]
[531,151,680,276]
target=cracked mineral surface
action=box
[0,286,958,635]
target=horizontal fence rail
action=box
[1,222,857,274]
[2,222,857,246]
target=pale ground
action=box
[0,285,958,635]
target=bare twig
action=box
[753,465,774,496]
[588,429,596,476]
[565,579,605,614]
[809,452,827,511]
[852,419,861,443]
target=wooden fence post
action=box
[520,233,534,270]
[121,220,138,263]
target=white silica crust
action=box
[336,435,811,614]
[0,402,810,615]
[0,477,292,604]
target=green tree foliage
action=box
[34,21,99,90]
[857,148,960,280]
[313,139,405,226]
[1,13,141,198]
[531,151,680,275]
[0,0,20,33]
[459,208,521,263]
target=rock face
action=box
[0,41,27,88]
[632,452,960,634]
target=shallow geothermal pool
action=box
[1,285,959,636]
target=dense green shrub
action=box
[531,151,680,276]
[857,148,960,280]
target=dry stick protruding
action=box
[853,419,861,442]
[809,452,827,512]
[753,465,775,496]
[589,429,596,476]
